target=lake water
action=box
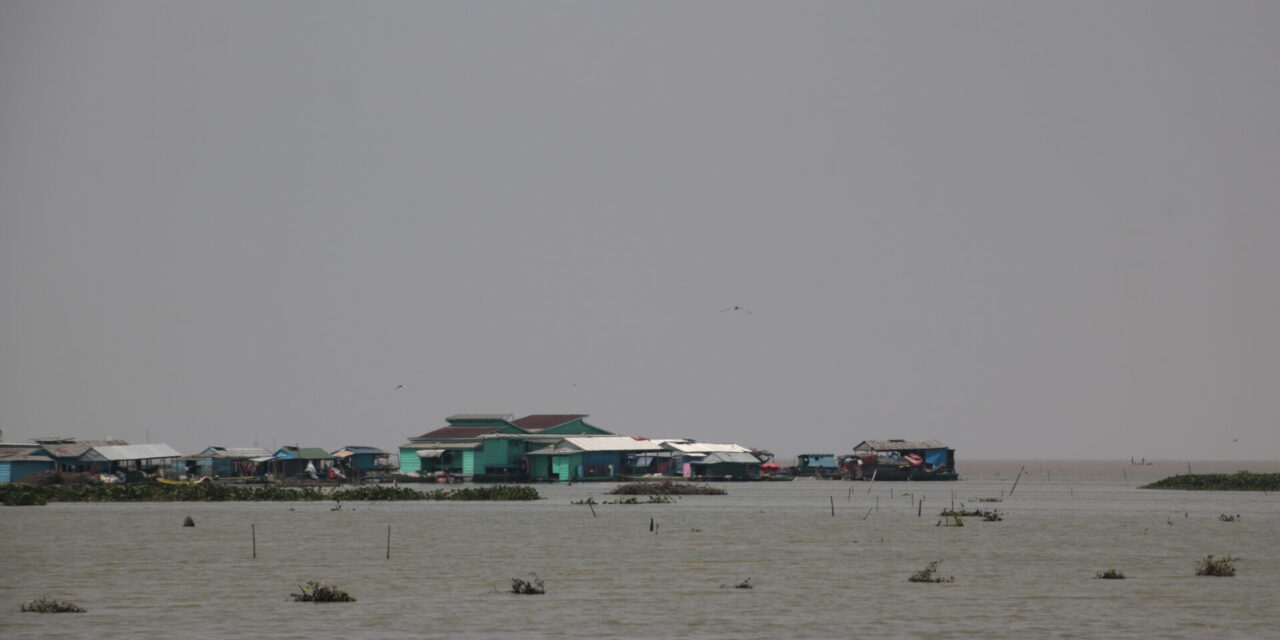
[3,460,1278,639]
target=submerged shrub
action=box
[21,597,85,613]
[511,574,545,595]
[1218,514,1240,522]
[908,560,954,583]
[608,482,725,496]
[1095,568,1126,580]
[292,581,356,602]
[1195,555,1237,577]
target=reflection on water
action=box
[2,460,1278,639]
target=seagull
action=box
[720,306,753,314]
[395,385,404,390]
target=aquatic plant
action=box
[973,497,1003,503]
[292,581,356,602]
[1,486,48,506]
[1194,555,1237,577]
[720,578,752,589]
[1095,569,1126,579]
[21,597,85,613]
[936,514,964,527]
[1141,471,1280,491]
[511,574,545,594]
[570,497,597,505]
[1218,514,1240,522]
[908,561,954,583]
[981,510,1004,522]
[608,482,725,496]
[603,495,673,504]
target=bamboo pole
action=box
[251,523,256,559]
[918,496,923,517]
[1009,465,1026,496]
[830,496,835,516]
[866,468,878,494]
[386,524,391,559]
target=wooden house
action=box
[331,446,393,478]
[0,445,55,483]
[527,436,665,482]
[181,446,272,478]
[80,444,183,478]
[399,413,615,481]
[32,438,128,472]
[270,446,335,478]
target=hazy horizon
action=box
[2,2,1277,460]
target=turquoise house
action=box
[399,413,614,480]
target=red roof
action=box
[511,414,588,431]
[415,425,509,439]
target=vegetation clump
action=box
[1095,568,1126,580]
[980,510,1003,522]
[908,561,954,583]
[1141,471,1280,492]
[511,574,545,595]
[720,578,752,589]
[21,597,85,613]
[0,483,539,504]
[1218,514,1240,522]
[608,482,725,496]
[292,581,356,602]
[973,497,1003,503]
[1194,555,1237,577]
[604,495,672,504]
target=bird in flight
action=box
[395,384,404,390]
[721,306,753,314]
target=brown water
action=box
[3,460,1278,639]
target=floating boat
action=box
[845,440,958,481]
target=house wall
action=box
[461,450,477,477]
[399,448,421,474]
[551,453,583,482]
[538,419,611,436]
[1,461,54,483]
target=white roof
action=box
[656,440,753,454]
[83,443,182,461]
[551,436,665,452]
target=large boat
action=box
[844,440,957,481]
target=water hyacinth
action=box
[292,581,356,602]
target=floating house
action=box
[80,444,183,477]
[32,438,129,472]
[850,439,957,481]
[790,453,839,478]
[399,413,614,481]
[181,446,272,478]
[269,446,335,478]
[527,436,665,482]
[687,451,763,480]
[0,445,55,483]
[331,446,394,477]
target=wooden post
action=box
[918,496,923,517]
[649,517,654,532]
[830,496,835,516]
[386,524,391,559]
[588,501,596,518]
[251,524,256,559]
[866,469,878,494]
[1009,465,1026,496]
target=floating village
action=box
[0,413,958,486]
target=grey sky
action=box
[2,1,1276,459]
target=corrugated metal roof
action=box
[0,446,53,462]
[511,414,588,431]
[331,446,387,456]
[193,447,272,459]
[84,444,183,461]
[445,413,513,422]
[39,439,128,459]
[549,436,665,452]
[691,452,762,464]
[403,441,482,450]
[275,447,334,460]
[415,425,510,439]
[658,440,753,454]
[854,440,949,452]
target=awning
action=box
[416,449,446,459]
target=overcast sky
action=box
[2,1,1276,460]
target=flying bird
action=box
[395,385,404,390]
[720,306,753,314]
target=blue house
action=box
[0,446,55,483]
[331,446,392,477]
[32,438,129,471]
[181,446,272,478]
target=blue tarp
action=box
[924,449,948,467]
